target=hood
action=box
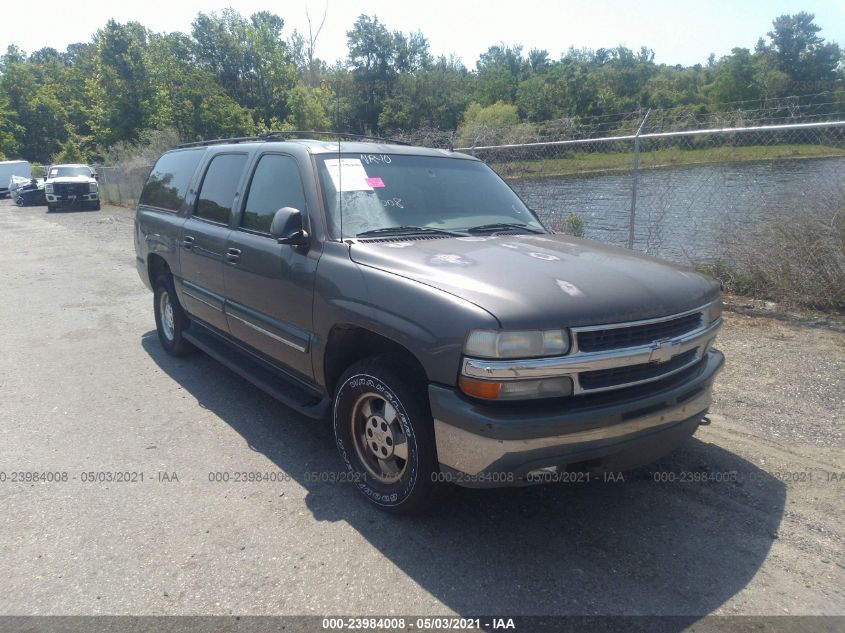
[350,234,719,329]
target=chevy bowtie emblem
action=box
[649,339,678,364]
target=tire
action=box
[333,356,445,513]
[46,204,55,213]
[153,274,194,356]
[92,201,101,211]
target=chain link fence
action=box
[456,117,845,310]
[96,164,152,207]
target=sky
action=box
[2,0,844,68]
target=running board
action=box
[183,325,329,419]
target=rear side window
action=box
[241,154,306,233]
[195,154,248,224]
[139,149,204,212]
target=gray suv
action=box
[134,134,724,513]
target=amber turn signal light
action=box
[458,376,503,400]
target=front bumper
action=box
[431,349,724,486]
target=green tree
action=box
[52,134,86,163]
[145,31,254,140]
[379,55,473,132]
[706,48,760,105]
[0,7,842,164]
[192,9,297,127]
[282,84,332,130]
[457,101,521,146]
[393,31,432,73]
[346,15,398,133]
[516,74,551,121]
[96,20,154,144]
[0,46,72,161]
[765,12,842,85]
[753,38,790,99]
[0,92,22,158]
[476,44,526,105]
[96,20,152,143]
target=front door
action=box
[179,152,247,332]
[223,153,317,380]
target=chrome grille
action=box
[54,182,89,197]
[579,348,699,391]
[461,301,721,397]
[576,311,703,352]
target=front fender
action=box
[312,242,499,388]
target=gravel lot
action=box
[0,200,843,622]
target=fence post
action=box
[627,109,651,250]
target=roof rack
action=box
[264,131,412,146]
[176,135,266,149]
[175,130,412,149]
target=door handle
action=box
[182,236,195,250]
[225,247,241,263]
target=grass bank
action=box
[491,144,845,179]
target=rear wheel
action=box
[333,357,445,513]
[153,274,194,356]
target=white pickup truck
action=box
[44,164,100,212]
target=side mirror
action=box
[270,207,309,246]
[93,173,99,180]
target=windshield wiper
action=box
[466,222,544,235]
[356,226,466,238]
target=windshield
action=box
[49,166,92,178]
[315,154,545,238]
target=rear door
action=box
[136,147,205,290]
[179,152,248,332]
[223,152,317,380]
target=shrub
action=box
[562,212,585,238]
[51,137,85,164]
[97,128,182,168]
[544,212,586,238]
[710,190,845,311]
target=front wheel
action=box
[153,274,194,356]
[333,357,445,513]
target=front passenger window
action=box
[242,155,306,233]
[195,154,247,224]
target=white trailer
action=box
[0,160,32,198]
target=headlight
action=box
[705,299,722,323]
[89,182,98,193]
[459,375,573,401]
[45,184,53,193]
[464,329,570,359]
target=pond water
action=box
[509,155,845,263]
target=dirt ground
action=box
[0,199,842,623]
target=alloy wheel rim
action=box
[160,291,175,341]
[350,392,409,484]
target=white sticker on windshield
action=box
[323,158,373,192]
